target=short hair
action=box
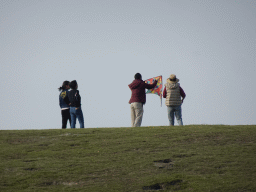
[134,73,142,80]
[69,80,77,89]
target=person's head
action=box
[169,74,176,82]
[69,80,78,90]
[134,73,142,80]
[58,81,70,91]
[167,74,179,83]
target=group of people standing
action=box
[59,80,84,129]
[59,73,186,129]
[128,73,186,127]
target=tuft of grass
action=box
[0,125,255,191]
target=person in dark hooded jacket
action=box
[128,73,157,127]
[68,80,84,128]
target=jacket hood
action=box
[129,79,143,89]
[165,82,180,89]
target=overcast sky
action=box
[1,0,255,130]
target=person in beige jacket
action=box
[163,74,186,126]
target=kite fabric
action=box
[145,75,163,106]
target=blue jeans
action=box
[167,105,183,126]
[70,107,84,128]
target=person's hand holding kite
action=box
[145,75,162,106]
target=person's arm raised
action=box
[145,79,158,89]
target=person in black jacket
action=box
[59,81,71,129]
[68,80,84,128]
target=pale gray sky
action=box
[1,0,255,130]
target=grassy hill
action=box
[0,125,255,192]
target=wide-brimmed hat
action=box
[167,74,179,83]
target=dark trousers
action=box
[61,109,71,129]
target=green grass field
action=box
[0,125,255,192]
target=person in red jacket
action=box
[128,73,157,127]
